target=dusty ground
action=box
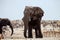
[1,26,60,40]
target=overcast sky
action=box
[0,0,60,20]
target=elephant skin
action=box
[0,18,13,36]
[22,6,44,38]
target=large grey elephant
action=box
[22,6,44,38]
[0,18,13,36]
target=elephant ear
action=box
[33,7,44,17]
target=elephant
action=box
[0,18,13,37]
[22,6,33,38]
[22,6,44,38]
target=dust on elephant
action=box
[22,6,44,38]
[0,18,13,36]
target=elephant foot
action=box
[37,35,43,38]
[36,36,43,38]
[36,34,43,38]
[28,36,33,38]
[28,34,33,38]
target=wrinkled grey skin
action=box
[0,18,13,36]
[22,6,44,38]
[22,6,33,38]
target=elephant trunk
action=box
[24,26,28,38]
[9,23,13,36]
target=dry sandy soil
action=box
[1,26,60,40]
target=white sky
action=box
[0,0,60,20]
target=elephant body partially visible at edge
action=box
[22,6,44,38]
[0,18,13,36]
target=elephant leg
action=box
[24,25,27,38]
[35,25,43,38]
[28,25,33,38]
[35,28,39,38]
[37,26,43,38]
[0,27,4,39]
[0,28,2,34]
